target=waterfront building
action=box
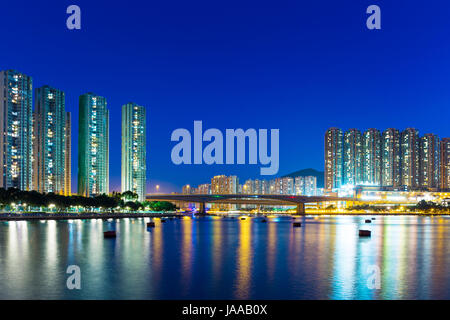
[196,183,211,194]
[362,128,382,185]
[441,138,450,190]
[281,177,294,195]
[420,133,440,190]
[294,176,304,195]
[64,112,71,195]
[259,179,269,194]
[121,103,146,201]
[294,176,317,196]
[304,176,317,196]
[33,85,66,194]
[78,93,109,197]
[381,128,401,187]
[0,70,33,190]
[211,175,238,210]
[325,128,343,190]
[242,179,255,194]
[343,129,363,186]
[182,184,193,194]
[401,128,420,189]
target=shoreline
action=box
[0,212,183,221]
[1,211,449,221]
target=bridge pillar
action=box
[198,202,206,214]
[295,203,305,215]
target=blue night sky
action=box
[1,0,449,193]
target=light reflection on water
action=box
[1,215,450,299]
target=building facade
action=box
[441,138,450,190]
[420,133,440,189]
[33,85,66,194]
[121,103,146,201]
[381,128,401,187]
[295,176,317,196]
[64,112,71,195]
[343,129,363,186]
[401,128,420,189]
[325,128,343,190]
[78,93,109,197]
[0,70,33,190]
[211,175,238,210]
[362,128,382,185]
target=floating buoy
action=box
[147,222,155,228]
[372,218,376,220]
[240,217,246,220]
[365,219,371,223]
[104,230,116,238]
[293,222,302,227]
[359,230,371,237]
[161,219,166,223]
[261,219,267,223]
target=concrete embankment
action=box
[0,212,183,221]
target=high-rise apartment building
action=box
[281,177,294,195]
[343,129,363,186]
[440,138,450,190]
[362,128,381,185]
[196,183,211,194]
[121,103,146,201]
[78,93,109,197]
[242,179,255,194]
[64,112,71,195]
[0,70,33,190]
[259,179,269,194]
[211,175,238,210]
[304,176,317,196]
[381,128,401,187]
[33,85,66,194]
[325,128,343,190]
[326,127,448,192]
[420,133,440,189]
[401,128,420,189]
[295,176,317,196]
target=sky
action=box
[1,0,449,193]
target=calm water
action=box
[1,215,450,300]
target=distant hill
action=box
[282,168,324,188]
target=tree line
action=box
[0,188,176,212]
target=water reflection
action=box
[1,216,450,299]
[235,218,252,299]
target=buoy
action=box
[365,219,371,223]
[240,217,246,220]
[371,218,376,220]
[261,219,267,223]
[293,222,302,227]
[161,219,166,223]
[147,222,155,228]
[104,230,116,238]
[359,230,371,237]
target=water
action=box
[1,215,450,299]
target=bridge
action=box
[146,194,356,214]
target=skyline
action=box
[1,1,450,192]
[2,67,449,195]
